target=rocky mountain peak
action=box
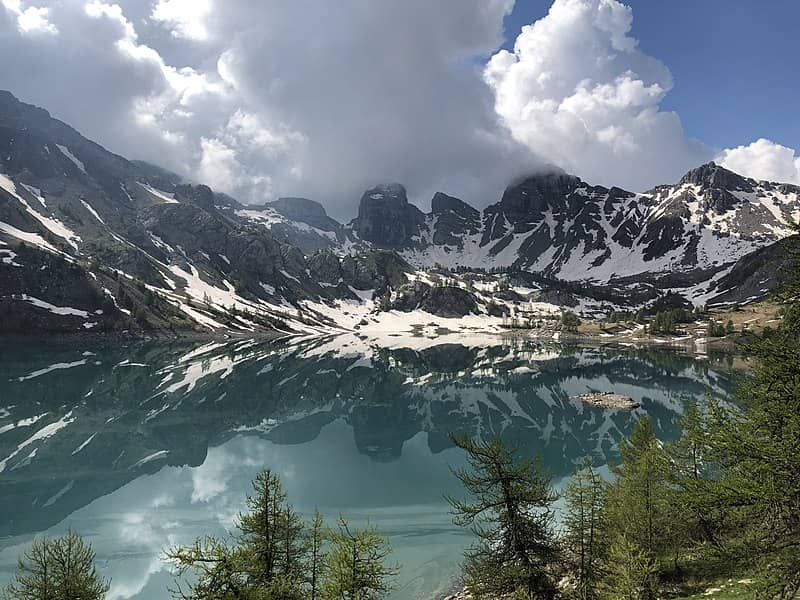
[363,183,407,203]
[0,90,51,125]
[351,183,425,248]
[429,192,482,245]
[499,171,585,215]
[270,197,327,218]
[678,161,753,192]
[431,192,479,220]
[265,197,340,232]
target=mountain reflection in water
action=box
[0,335,738,599]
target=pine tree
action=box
[604,418,677,562]
[696,232,800,598]
[238,468,306,587]
[598,535,658,600]
[166,468,307,599]
[447,434,560,599]
[3,531,109,600]
[305,510,327,600]
[322,516,396,600]
[563,459,608,600]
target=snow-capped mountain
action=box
[350,165,800,288]
[1,89,797,335]
[0,91,421,334]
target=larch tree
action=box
[604,417,677,562]
[305,509,328,600]
[598,534,658,600]
[3,531,109,600]
[322,516,396,600]
[447,433,560,600]
[165,467,307,600]
[563,458,608,600]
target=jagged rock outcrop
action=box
[430,192,481,247]
[390,281,479,317]
[350,183,426,248]
[340,250,410,291]
[266,197,341,232]
[308,249,343,284]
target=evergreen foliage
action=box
[166,468,396,600]
[322,516,397,600]
[605,418,678,559]
[562,459,608,600]
[561,311,581,332]
[598,535,658,600]
[448,434,560,599]
[647,308,692,334]
[2,531,109,600]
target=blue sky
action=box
[504,0,800,153]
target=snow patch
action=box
[55,144,86,174]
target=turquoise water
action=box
[0,337,737,599]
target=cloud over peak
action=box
[485,0,712,191]
[718,138,800,185]
[0,0,797,218]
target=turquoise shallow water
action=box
[0,337,737,599]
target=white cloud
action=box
[151,0,212,41]
[0,0,534,218]
[718,138,800,184]
[2,0,792,219]
[485,0,712,191]
[2,0,56,34]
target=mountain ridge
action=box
[0,90,796,336]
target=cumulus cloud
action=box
[1,0,790,219]
[485,0,713,191]
[150,0,211,41]
[2,0,56,34]
[718,138,800,184]
[0,0,536,218]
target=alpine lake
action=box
[0,335,742,599]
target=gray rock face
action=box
[476,172,642,275]
[0,246,113,333]
[705,234,798,306]
[679,162,753,192]
[308,250,342,284]
[421,286,479,317]
[390,281,478,317]
[431,192,481,246]
[496,171,584,219]
[390,281,431,312]
[341,250,410,291]
[266,197,341,232]
[350,184,426,248]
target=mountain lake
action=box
[0,335,741,599]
